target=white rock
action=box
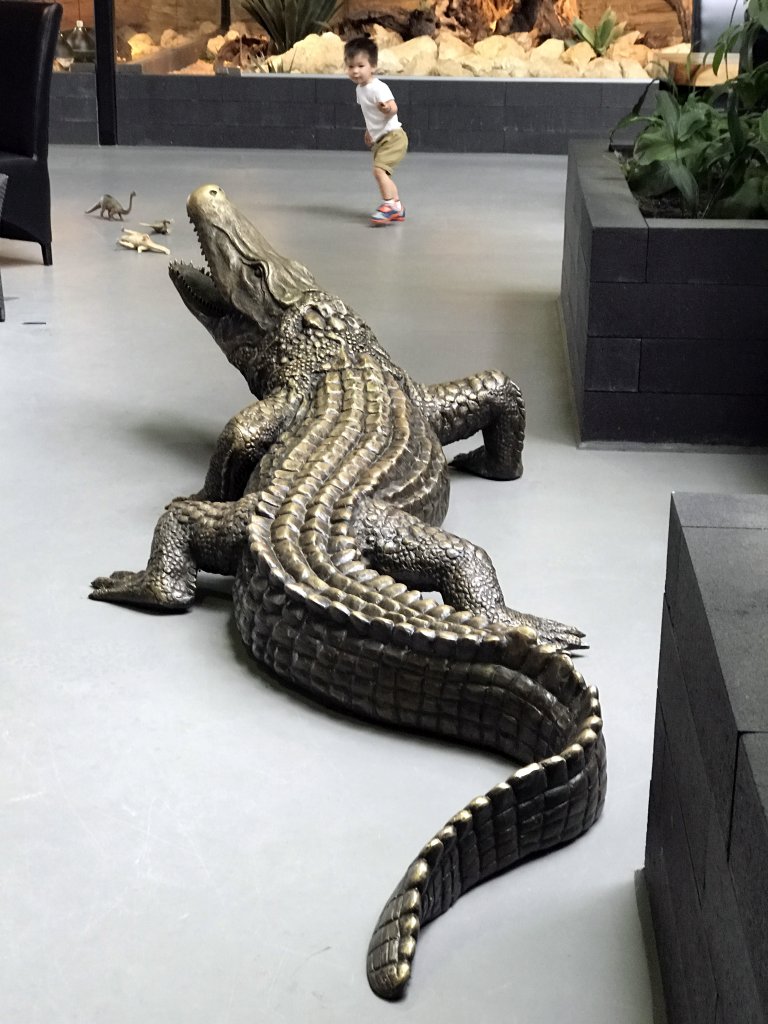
[159,28,180,47]
[460,53,494,75]
[610,30,642,54]
[507,58,533,77]
[436,57,474,76]
[532,57,580,77]
[561,40,595,70]
[509,31,535,51]
[473,36,508,58]
[389,36,438,60]
[477,35,527,61]
[128,33,158,58]
[608,40,652,66]
[199,21,217,35]
[494,52,532,73]
[207,34,225,56]
[389,36,438,75]
[619,58,651,79]
[376,48,404,74]
[370,25,404,49]
[436,27,472,60]
[403,51,439,75]
[583,56,624,78]
[532,38,565,59]
[282,31,345,74]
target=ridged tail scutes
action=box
[367,706,607,1000]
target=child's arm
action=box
[377,98,397,115]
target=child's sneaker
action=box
[370,202,405,226]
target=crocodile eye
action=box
[251,263,265,279]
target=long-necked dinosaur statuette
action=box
[91,184,606,1000]
[85,191,136,220]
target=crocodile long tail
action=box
[235,526,606,999]
[367,704,606,999]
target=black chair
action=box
[0,173,7,321]
[0,1,62,266]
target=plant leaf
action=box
[667,161,700,213]
[712,176,765,216]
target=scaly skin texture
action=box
[91,185,606,1000]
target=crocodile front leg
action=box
[414,369,525,481]
[197,389,299,502]
[352,498,584,648]
[90,494,261,610]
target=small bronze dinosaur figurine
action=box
[140,218,173,235]
[85,191,136,220]
[91,184,606,1000]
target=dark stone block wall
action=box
[560,140,768,445]
[50,72,652,152]
[50,70,99,144]
[646,492,768,1023]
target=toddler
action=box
[344,36,409,227]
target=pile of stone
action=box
[119,21,220,60]
[264,26,658,78]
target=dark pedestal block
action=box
[645,492,768,1023]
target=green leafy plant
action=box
[614,0,768,217]
[571,8,627,56]
[240,0,343,55]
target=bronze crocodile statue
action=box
[90,184,606,1001]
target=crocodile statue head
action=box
[169,183,319,379]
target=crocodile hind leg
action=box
[90,494,260,610]
[353,497,584,647]
[414,369,525,480]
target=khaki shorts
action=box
[372,128,408,175]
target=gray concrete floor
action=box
[3,145,767,1024]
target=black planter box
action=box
[560,139,768,445]
[646,493,768,1023]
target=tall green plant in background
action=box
[571,8,627,56]
[616,0,768,217]
[241,0,343,54]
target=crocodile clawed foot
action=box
[89,569,194,611]
[504,608,587,650]
[450,445,523,481]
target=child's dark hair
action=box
[344,35,378,66]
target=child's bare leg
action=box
[374,167,398,203]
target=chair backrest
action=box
[0,1,62,160]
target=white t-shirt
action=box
[356,78,402,142]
